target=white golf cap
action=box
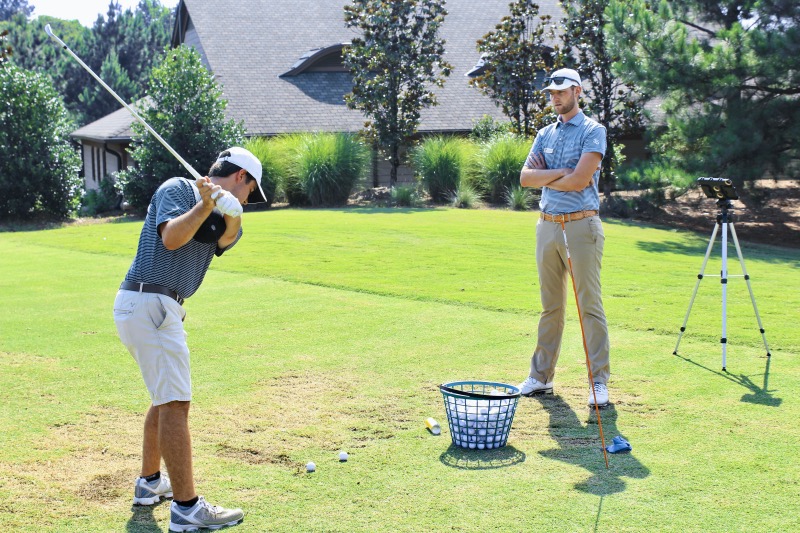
[216,146,267,204]
[543,68,582,91]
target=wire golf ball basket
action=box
[439,381,521,450]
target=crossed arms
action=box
[520,151,603,192]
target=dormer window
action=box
[281,43,350,77]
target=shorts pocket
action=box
[147,295,169,330]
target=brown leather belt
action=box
[120,281,184,305]
[540,209,599,223]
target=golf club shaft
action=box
[44,24,203,182]
[560,221,610,469]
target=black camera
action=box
[697,177,738,200]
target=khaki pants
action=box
[529,216,610,384]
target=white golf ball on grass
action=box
[339,451,349,462]
[306,462,316,473]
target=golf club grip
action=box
[439,385,519,400]
[44,25,203,182]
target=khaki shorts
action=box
[113,289,191,405]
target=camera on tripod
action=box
[697,177,738,201]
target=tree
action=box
[606,0,800,187]
[0,64,82,219]
[343,0,452,185]
[117,45,244,212]
[560,0,646,196]
[470,0,558,137]
[0,0,33,21]
[0,1,173,125]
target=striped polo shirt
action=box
[124,177,242,299]
[528,110,607,214]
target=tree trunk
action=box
[390,141,399,186]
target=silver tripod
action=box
[673,194,771,371]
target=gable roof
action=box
[173,0,565,136]
[70,98,151,142]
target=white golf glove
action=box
[212,190,243,217]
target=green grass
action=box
[0,209,798,532]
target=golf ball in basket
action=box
[339,451,349,462]
[306,462,316,472]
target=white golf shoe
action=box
[518,376,554,396]
[133,473,172,505]
[588,382,609,407]
[169,496,244,531]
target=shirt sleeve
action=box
[155,179,193,229]
[582,124,607,158]
[216,227,243,257]
[525,134,544,168]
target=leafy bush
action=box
[0,65,82,220]
[476,134,531,204]
[117,46,244,213]
[81,176,121,216]
[243,137,281,207]
[411,136,473,203]
[391,185,420,207]
[470,115,513,142]
[450,184,482,209]
[505,186,533,211]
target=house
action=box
[72,0,566,188]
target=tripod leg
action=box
[674,222,719,355]
[721,222,729,371]
[729,223,771,357]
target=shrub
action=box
[411,136,471,203]
[505,186,533,211]
[0,65,82,220]
[243,137,281,207]
[391,185,420,207]
[470,115,513,142]
[81,176,122,216]
[450,184,482,209]
[477,134,531,204]
[296,133,370,207]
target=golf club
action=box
[560,220,610,469]
[43,24,241,217]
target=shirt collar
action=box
[556,110,586,128]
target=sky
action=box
[29,0,180,27]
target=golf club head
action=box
[44,24,54,37]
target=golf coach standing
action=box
[113,147,266,531]
[517,68,611,407]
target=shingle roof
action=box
[70,98,150,142]
[179,0,565,136]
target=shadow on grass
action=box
[674,353,781,407]
[126,501,167,533]
[439,444,526,470]
[535,396,649,496]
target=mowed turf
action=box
[0,207,798,532]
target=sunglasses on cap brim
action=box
[545,76,579,85]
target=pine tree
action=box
[607,0,800,187]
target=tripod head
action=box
[698,177,738,222]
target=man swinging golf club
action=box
[113,147,266,531]
[517,68,611,408]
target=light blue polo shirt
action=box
[527,111,607,214]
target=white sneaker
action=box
[169,496,244,532]
[518,376,553,396]
[588,382,609,407]
[133,473,172,505]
